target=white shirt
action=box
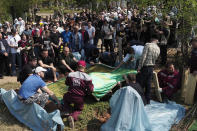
[86,26,95,45]
[102,24,113,40]
[57,27,64,33]
[87,26,95,39]
[123,54,132,63]
[8,35,21,54]
[131,45,144,60]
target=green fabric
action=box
[48,64,137,100]
[90,69,137,99]
[189,120,197,131]
[47,78,67,100]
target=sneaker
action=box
[68,116,74,129]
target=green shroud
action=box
[48,64,137,100]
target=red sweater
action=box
[158,69,180,98]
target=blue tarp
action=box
[101,86,152,131]
[145,100,185,131]
[101,86,185,131]
[0,88,64,131]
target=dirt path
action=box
[0,76,18,85]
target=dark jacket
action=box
[129,83,147,105]
[190,48,197,73]
[79,29,89,46]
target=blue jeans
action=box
[34,46,40,58]
[137,66,153,103]
[11,53,22,75]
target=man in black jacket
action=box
[0,33,8,79]
[18,56,37,84]
[79,24,89,56]
[123,74,147,105]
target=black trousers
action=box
[159,45,167,65]
[137,66,154,103]
[0,54,6,76]
[58,63,77,74]
[104,39,114,52]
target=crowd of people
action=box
[0,5,196,129]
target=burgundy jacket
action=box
[158,69,180,98]
[65,71,94,97]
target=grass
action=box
[0,82,109,131]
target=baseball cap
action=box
[78,60,86,67]
[35,66,47,73]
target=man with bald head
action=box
[58,47,78,74]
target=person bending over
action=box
[158,63,180,100]
[58,47,78,74]
[113,46,135,70]
[123,74,147,105]
[62,60,94,129]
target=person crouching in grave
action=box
[157,63,180,100]
[62,60,94,129]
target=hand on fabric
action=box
[158,88,163,93]
[117,81,121,88]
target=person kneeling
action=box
[158,63,180,100]
[18,66,61,109]
[62,61,94,129]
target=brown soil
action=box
[0,76,18,85]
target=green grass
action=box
[0,82,109,130]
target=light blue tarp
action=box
[145,100,185,131]
[0,88,64,131]
[101,86,152,131]
[101,86,185,131]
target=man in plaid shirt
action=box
[137,35,160,104]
